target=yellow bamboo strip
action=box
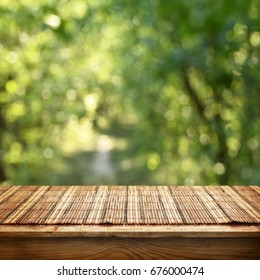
[250,186,260,195]
[233,186,260,211]
[220,186,260,222]
[206,186,255,223]
[44,186,77,224]
[192,186,230,223]
[0,186,15,198]
[0,186,37,222]
[158,186,183,224]
[3,186,49,224]
[87,186,108,224]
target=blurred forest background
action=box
[0,0,259,186]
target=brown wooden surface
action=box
[1,186,259,225]
[0,224,260,238]
[0,236,259,260]
[0,185,259,260]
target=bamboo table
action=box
[0,186,259,259]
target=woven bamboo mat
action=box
[0,186,259,225]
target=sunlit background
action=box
[0,0,259,186]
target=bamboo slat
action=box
[0,186,259,225]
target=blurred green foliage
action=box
[0,0,259,186]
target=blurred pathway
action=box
[91,135,115,180]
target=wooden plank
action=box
[0,225,259,238]
[0,236,259,260]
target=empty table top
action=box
[0,185,259,226]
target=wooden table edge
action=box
[0,224,259,238]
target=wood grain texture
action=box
[0,224,260,238]
[0,236,259,260]
[1,186,259,260]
